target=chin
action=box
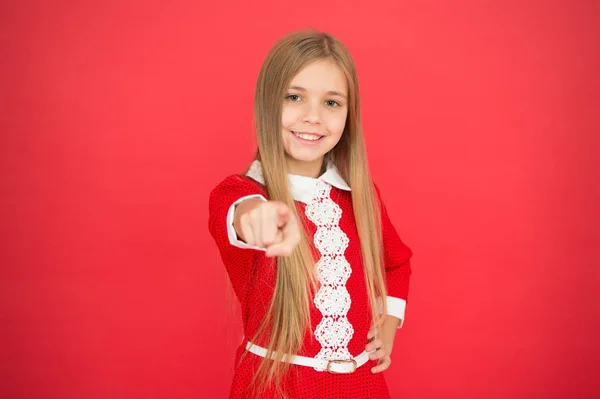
[287,150,327,163]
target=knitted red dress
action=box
[208,162,413,398]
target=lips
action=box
[291,131,324,141]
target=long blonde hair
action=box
[245,29,387,398]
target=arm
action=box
[227,195,268,251]
[381,315,400,356]
[208,175,268,299]
[378,185,413,328]
[227,186,300,257]
[367,184,413,373]
[367,316,402,373]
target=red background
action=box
[2,1,599,398]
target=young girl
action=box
[209,29,413,399]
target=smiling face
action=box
[281,59,349,177]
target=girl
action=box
[209,29,413,398]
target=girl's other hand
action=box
[234,199,300,257]
[366,325,391,373]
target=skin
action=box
[281,59,348,178]
[234,59,398,373]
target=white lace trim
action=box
[306,180,354,371]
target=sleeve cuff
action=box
[226,194,268,251]
[386,296,407,329]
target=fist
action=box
[236,200,301,257]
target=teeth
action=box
[295,132,321,141]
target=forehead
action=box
[289,59,347,93]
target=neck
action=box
[285,156,324,178]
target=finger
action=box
[266,241,294,257]
[240,214,255,245]
[276,204,291,228]
[367,327,379,341]
[366,338,383,352]
[273,230,284,245]
[265,231,286,256]
[261,205,279,246]
[371,356,391,373]
[368,345,386,361]
[266,214,300,257]
[366,338,383,353]
[281,212,300,245]
[249,210,263,247]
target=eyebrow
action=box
[288,86,347,99]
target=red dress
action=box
[208,165,413,399]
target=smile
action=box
[291,131,324,142]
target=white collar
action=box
[246,160,351,204]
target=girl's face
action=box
[281,59,348,177]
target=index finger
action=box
[265,213,300,257]
[367,327,379,341]
[260,204,279,246]
[276,204,291,228]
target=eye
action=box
[285,94,302,102]
[325,100,340,107]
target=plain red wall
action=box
[1,1,598,398]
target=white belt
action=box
[245,341,374,374]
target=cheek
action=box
[281,106,298,128]
[329,111,348,137]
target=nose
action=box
[302,100,321,124]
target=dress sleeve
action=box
[208,174,269,300]
[375,184,413,328]
[226,194,268,251]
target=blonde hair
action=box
[244,29,387,398]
